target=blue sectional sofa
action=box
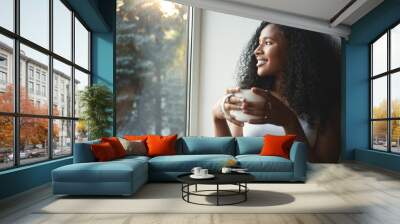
[52,137,307,196]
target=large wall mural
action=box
[116,1,342,162]
[116,0,189,136]
[211,22,341,162]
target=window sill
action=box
[0,156,72,176]
[355,148,400,172]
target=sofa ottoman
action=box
[52,154,149,195]
[52,140,149,195]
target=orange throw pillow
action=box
[260,134,296,159]
[146,135,177,157]
[91,142,117,161]
[124,135,148,141]
[101,137,127,158]
[124,135,160,150]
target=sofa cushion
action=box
[101,137,127,158]
[179,137,235,155]
[73,139,100,163]
[260,134,296,159]
[236,155,293,172]
[149,154,235,172]
[236,137,263,155]
[91,142,118,161]
[124,135,149,141]
[118,138,147,156]
[53,158,147,183]
[147,135,177,157]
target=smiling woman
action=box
[213,21,341,163]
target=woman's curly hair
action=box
[237,21,341,127]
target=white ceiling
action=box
[223,0,385,26]
[225,0,352,23]
[171,0,384,38]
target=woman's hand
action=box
[244,87,297,126]
[212,87,245,127]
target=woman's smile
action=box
[256,58,267,67]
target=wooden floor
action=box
[1,162,400,224]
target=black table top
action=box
[177,172,255,185]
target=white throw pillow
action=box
[118,137,147,156]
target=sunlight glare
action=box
[159,1,178,17]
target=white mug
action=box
[221,167,232,174]
[200,169,208,176]
[191,167,202,176]
[230,89,266,122]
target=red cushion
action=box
[91,142,117,161]
[101,137,127,158]
[146,135,177,157]
[259,134,296,159]
[123,135,148,141]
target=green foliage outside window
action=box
[79,84,113,140]
[372,99,400,147]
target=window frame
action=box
[0,53,7,85]
[370,20,400,154]
[0,0,92,171]
[0,53,7,89]
[0,53,7,68]
[0,71,7,85]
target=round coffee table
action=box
[177,173,255,206]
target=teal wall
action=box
[0,158,72,199]
[92,33,114,89]
[0,0,115,200]
[344,0,400,171]
[66,0,110,32]
[91,0,116,135]
[355,149,400,172]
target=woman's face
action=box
[254,24,287,77]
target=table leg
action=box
[195,184,198,192]
[245,183,247,201]
[181,184,183,199]
[187,184,190,202]
[217,184,219,206]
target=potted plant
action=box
[79,84,113,140]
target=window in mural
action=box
[116,0,189,136]
[371,22,400,153]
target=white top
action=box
[243,117,318,147]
